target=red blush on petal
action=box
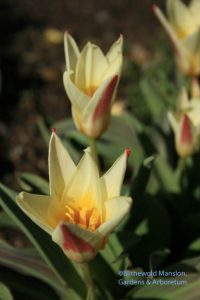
[61,224,95,254]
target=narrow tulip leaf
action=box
[0,266,60,300]
[0,211,16,228]
[0,183,85,299]
[0,239,76,299]
[19,173,49,195]
[140,78,164,120]
[37,116,51,146]
[124,155,156,232]
[0,282,13,300]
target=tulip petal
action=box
[189,0,200,26]
[167,0,197,38]
[101,54,122,82]
[153,5,183,58]
[168,111,179,134]
[75,42,108,93]
[97,196,132,236]
[63,149,102,214]
[63,71,89,111]
[101,149,128,201]
[16,192,52,234]
[106,35,123,63]
[187,99,200,126]
[82,74,118,137]
[49,131,76,199]
[64,32,80,73]
[52,222,104,263]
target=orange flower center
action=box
[65,204,101,231]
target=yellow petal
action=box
[187,99,200,126]
[181,29,200,75]
[101,149,129,201]
[63,148,102,215]
[63,71,89,111]
[153,5,183,59]
[189,0,200,26]
[97,196,132,236]
[49,131,76,199]
[64,32,80,73]
[75,42,108,92]
[101,54,122,82]
[106,35,123,63]
[52,222,104,263]
[16,192,52,234]
[167,0,197,38]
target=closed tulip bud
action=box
[63,33,123,138]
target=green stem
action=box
[80,263,96,300]
[88,138,100,169]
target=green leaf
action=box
[0,282,13,300]
[18,173,49,195]
[140,78,164,121]
[125,155,156,229]
[0,266,60,300]
[0,183,85,299]
[0,240,72,299]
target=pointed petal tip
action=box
[151,4,157,13]
[52,128,57,135]
[125,147,131,158]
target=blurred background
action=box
[0,0,164,190]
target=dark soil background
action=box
[0,0,164,190]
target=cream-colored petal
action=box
[75,42,108,92]
[168,111,179,134]
[49,131,76,199]
[52,222,104,263]
[167,0,197,38]
[189,0,200,26]
[63,149,102,214]
[179,29,200,75]
[153,5,183,58]
[16,192,52,234]
[177,86,189,111]
[101,54,122,82]
[101,149,128,201]
[97,196,132,236]
[64,32,80,73]
[187,99,200,126]
[71,105,82,131]
[82,74,118,138]
[106,35,123,63]
[63,71,89,111]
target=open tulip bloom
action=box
[63,33,123,138]
[153,0,200,76]
[16,130,132,263]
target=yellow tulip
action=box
[153,0,200,76]
[63,33,123,138]
[16,130,132,263]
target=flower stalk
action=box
[80,263,96,300]
[88,137,99,170]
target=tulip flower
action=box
[153,0,200,76]
[168,112,199,158]
[63,33,123,138]
[16,130,132,263]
